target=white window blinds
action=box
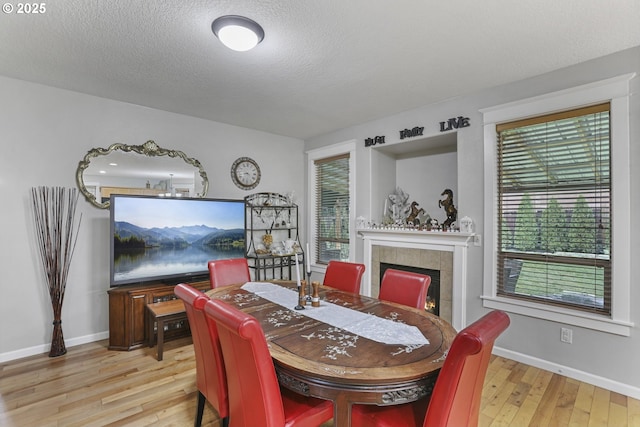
[314,153,350,264]
[496,103,611,314]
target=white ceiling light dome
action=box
[212,15,265,52]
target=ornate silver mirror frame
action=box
[76,140,209,209]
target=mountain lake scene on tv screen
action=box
[113,198,245,283]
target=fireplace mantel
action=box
[358,228,474,247]
[358,228,474,330]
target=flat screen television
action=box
[109,195,245,287]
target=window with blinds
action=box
[496,103,611,314]
[314,153,350,264]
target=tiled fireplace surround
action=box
[359,229,473,331]
[373,246,450,321]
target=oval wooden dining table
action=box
[206,281,457,427]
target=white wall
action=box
[0,75,304,360]
[306,46,640,397]
[395,152,458,223]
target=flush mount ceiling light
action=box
[211,15,264,52]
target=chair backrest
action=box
[423,310,510,427]
[323,260,365,294]
[379,268,431,310]
[204,298,286,427]
[174,284,228,419]
[208,258,251,289]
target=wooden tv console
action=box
[107,280,210,351]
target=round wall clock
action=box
[231,157,261,190]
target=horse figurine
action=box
[406,201,425,226]
[438,189,458,228]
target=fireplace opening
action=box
[380,262,440,316]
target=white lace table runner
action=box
[241,282,429,346]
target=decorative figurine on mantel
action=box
[439,188,458,228]
[460,216,474,233]
[384,187,411,225]
[406,201,428,226]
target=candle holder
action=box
[294,253,305,310]
[295,282,306,310]
[306,271,312,303]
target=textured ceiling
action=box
[1,1,639,140]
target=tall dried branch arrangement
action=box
[31,187,82,357]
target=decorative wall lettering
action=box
[439,116,470,132]
[399,126,424,140]
[364,136,386,147]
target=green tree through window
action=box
[568,195,597,254]
[513,194,537,251]
[541,198,566,253]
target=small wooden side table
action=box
[146,299,188,361]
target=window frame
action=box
[496,103,611,314]
[307,140,357,271]
[481,74,634,336]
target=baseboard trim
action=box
[0,331,109,363]
[493,345,640,400]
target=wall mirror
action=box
[76,140,209,209]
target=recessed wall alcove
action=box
[370,132,458,227]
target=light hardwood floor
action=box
[1,338,639,426]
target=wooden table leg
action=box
[333,392,352,427]
[156,318,164,361]
[148,309,155,348]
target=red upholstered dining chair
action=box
[323,260,365,294]
[203,298,334,427]
[378,269,431,310]
[351,310,510,427]
[174,284,229,427]
[208,258,251,289]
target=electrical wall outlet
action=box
[561,327,573,344]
